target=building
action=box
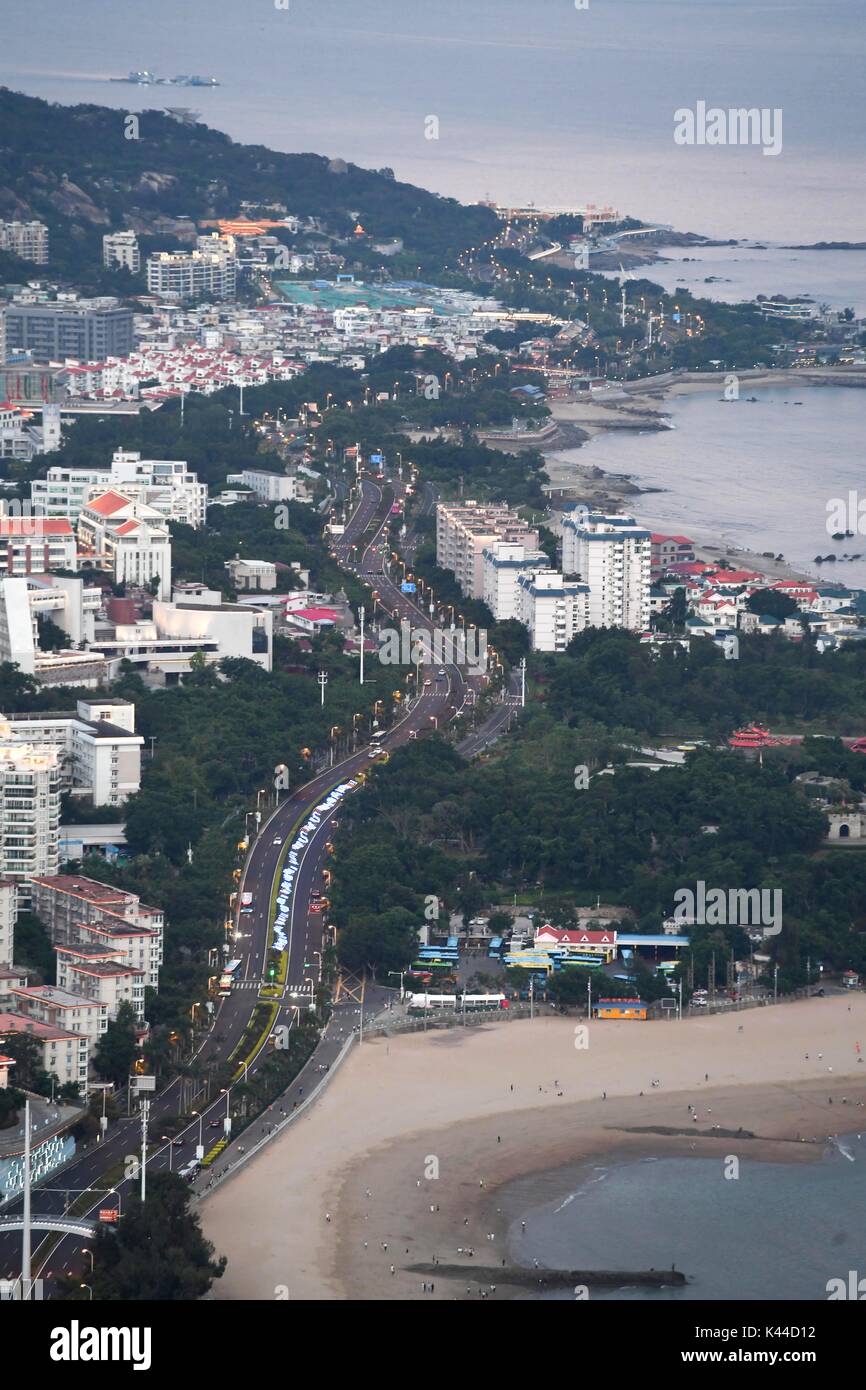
[0,732,61,896]
[0,881,16,967]
[515,569,589,651]
[4,299,135,361]
[436,501,539,600]
[102,230,141,274]
[2,699,143,807]
[55,945,146,1021]
[151,595,273,671]
[595,998,648,1020]
[31,449,207,528]
[0,574,102,678]
[146,235,237,301]
[0,518,77,576]
[225,557,278,592]
[533,926,618,962]
[238,469,305,504]
[0,1012,89,1090]
[561,510,651,632]
[482,541,550,620]
[10,984,108,1046]
[651,533,696,576]
[29,874,163,1001]
[0,220,49,264]
[77,490,172,600]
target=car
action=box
[161,1136,183,1147]
[273,836,283,845]
[311,889,321,899]
[423,679,431,687]
[310,901,323,914]
[209,1119,222,1129]
[438,668,446,676]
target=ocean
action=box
[599,245,866,317]
[504,1132,866,1300]
[2,0,865,243]
[554,384,866,590]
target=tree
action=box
[745,588,799,621]
[0,1033,52,1095]
[93,1002,139,1086]
[80,1173,226,1300]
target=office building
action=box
[4,298,135,361]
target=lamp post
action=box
[80,1284,93,1301]
[81,1247,94,1274]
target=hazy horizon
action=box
[3,0,865,242]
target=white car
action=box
[273,836,283,845]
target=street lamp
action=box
[80,1283,93,1300]
[81,1247,94,1274]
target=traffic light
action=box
[268,959,276,980]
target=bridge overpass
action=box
[0,1215,97,1239]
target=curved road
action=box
[2,468,492,1294]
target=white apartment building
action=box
[0,220,49,264]
[77,490,172,600]
[482,541,550,620]
[0,731,61,895]
[0,1012,89,1090]
[55,945,146,1021]
[0,880,16,967]
[10,984,109,1046]
[29,874,164,983]
[0,518,77,576]
[102,230,141,274]
[146,235,237,302]
[515,570,590,652]
[3,698,143,807]
[436,501,539,600]
[561,510,651,632]
[32,450,207,528]
[238,469,307,504]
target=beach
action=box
[200,995,866,1301]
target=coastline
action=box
[542,371,866,584]
[200,996,866,1302]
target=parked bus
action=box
[407,992,508,1015]
[488,936,503,959]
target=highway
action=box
[2,467,493,1296]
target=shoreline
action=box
[542,372,866,585]
[199,996,866,1302]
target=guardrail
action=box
[194,1028,357,1200]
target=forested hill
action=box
[0,87,497,277]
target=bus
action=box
[218,959,243,996]
[488,936,503,959]
[461,994,508,1013]
[411,959,453,974]
[408,993,457,1014]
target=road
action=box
[2,467,495,1295]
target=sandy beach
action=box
[201,995,866,1301]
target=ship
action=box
[111,71,220,87]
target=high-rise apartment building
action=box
[561,510,651,632]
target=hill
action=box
[0,87,497,281]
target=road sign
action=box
[370,452,384,463]
[131,1075,156,1093]
[99,1209,120,1224]
[401,581,416,593]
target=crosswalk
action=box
[231,980,314,994]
